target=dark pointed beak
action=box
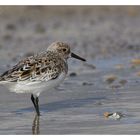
[71,52,86,61]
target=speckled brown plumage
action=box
[0,47,68,82]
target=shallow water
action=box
[0,55,140,134]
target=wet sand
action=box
[0,6,140,134]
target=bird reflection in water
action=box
[32,115,40,134]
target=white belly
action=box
[6,72,66,96]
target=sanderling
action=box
[0,42,86,116]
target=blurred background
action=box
[0,6,140,66]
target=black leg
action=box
[31,94,40,116]
[31,94,36,110]
[35,97,40,116]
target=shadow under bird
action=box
[0,42,86,116]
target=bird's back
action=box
[0,51,68,83]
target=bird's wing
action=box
[0,53,65,82]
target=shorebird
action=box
[0,42,86,116]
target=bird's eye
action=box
[63,48,67,52]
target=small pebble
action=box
[104,74,117,84]
[119,79,127,85]
[6,23,16,30]
[69,72,77,77]
[82,81,93,86]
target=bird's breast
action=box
[9,72,67,94]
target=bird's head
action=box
[47,42,86,61]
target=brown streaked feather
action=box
[0,51,67,82]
